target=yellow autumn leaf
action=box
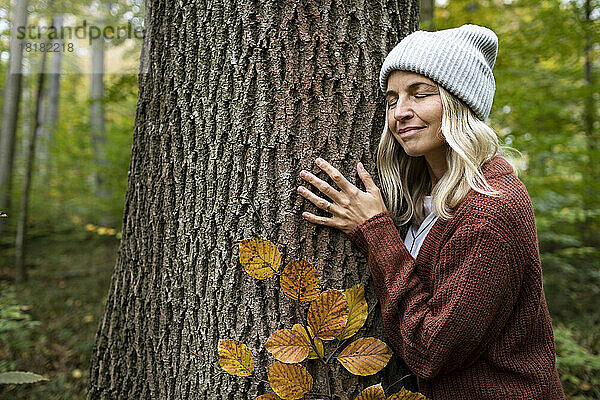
[255,394,281,400]
[307,290,349,340]
[267,361,313,400]
[336,337,392,376]
[0,210,7,217]
[265,329,310,363]
[337,284,368,340]
[387,387,430,400]
[355,383,386,400]
[239,238,281,279]
[218,339,254,376]
[292,324,324,359]
[280,260,320,301]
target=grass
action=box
[0,227,118,400]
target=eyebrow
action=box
[385,82,437,97]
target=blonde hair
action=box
[377,84,521,226]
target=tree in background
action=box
[420,0,434,30]
[87,0,422,398]
[0,0,28,214]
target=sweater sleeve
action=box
[348,211,522,380]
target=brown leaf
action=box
[267,361,313,400]
[239,238,281,280]
[292,324,324,359]
[280,259,320,301]
[337,284,368,340]
[387,387,430,400]
[307,290,349,340]
[265,329,310,363]
[355,383,386,400]
[218,339,254,376]
[336,337,392,376]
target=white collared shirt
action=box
[403,195,439,258]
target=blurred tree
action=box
[15,28,48,283]
[420,0,435,30]
[90,1,109,226]
[87,0,421,398]
[0,0,28,215]
[37,13,63,183]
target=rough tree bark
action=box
[88,0,419,398]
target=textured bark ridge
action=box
[87,0,419,398]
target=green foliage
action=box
[0,283,40,373]
[554,325,600,398]
[0,371,48,385]
[0,233,118,399]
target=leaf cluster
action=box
[215,238,429,400]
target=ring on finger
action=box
[325,201,332,211]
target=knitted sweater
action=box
[348,156,565,399]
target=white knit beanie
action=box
[379,24,498,121]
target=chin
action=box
[400,147,424,158]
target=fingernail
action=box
[315,158,324,166]
[302,212,310,218]
[298,186,306,193]
[300,170,308,178]
[358,162,364,170]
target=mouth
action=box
[398,126,426,138]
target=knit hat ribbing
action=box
[379,24,498,121]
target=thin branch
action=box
[384,373,413,393]
[325,336,349,364]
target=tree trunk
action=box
[0,0,28,214]
[88,0,420,398]
[90,16,108,224]
[582,0,598,247]
[39,14,63,183]
[419,0,434,31]
[15,42,48,283]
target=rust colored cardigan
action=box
[348,156,565,399]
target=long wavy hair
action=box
[377,84,521,226]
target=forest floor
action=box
[0,228,118,400]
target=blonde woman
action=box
[297,25,565,399]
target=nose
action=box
[393,99,414,121]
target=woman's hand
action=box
[297,158,387,234]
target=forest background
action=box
[0,0,598,399]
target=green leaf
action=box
[0,371,48,384]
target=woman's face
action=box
[385,70,445,160]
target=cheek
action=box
[386,110,394,130]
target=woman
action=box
[297,25,565,399]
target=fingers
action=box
[301,211,336,227]
[297,186,340,214]
[314,158,358,195]
[299,169,343,203]
[357,162,379,193]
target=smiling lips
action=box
[398,126,426,137]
